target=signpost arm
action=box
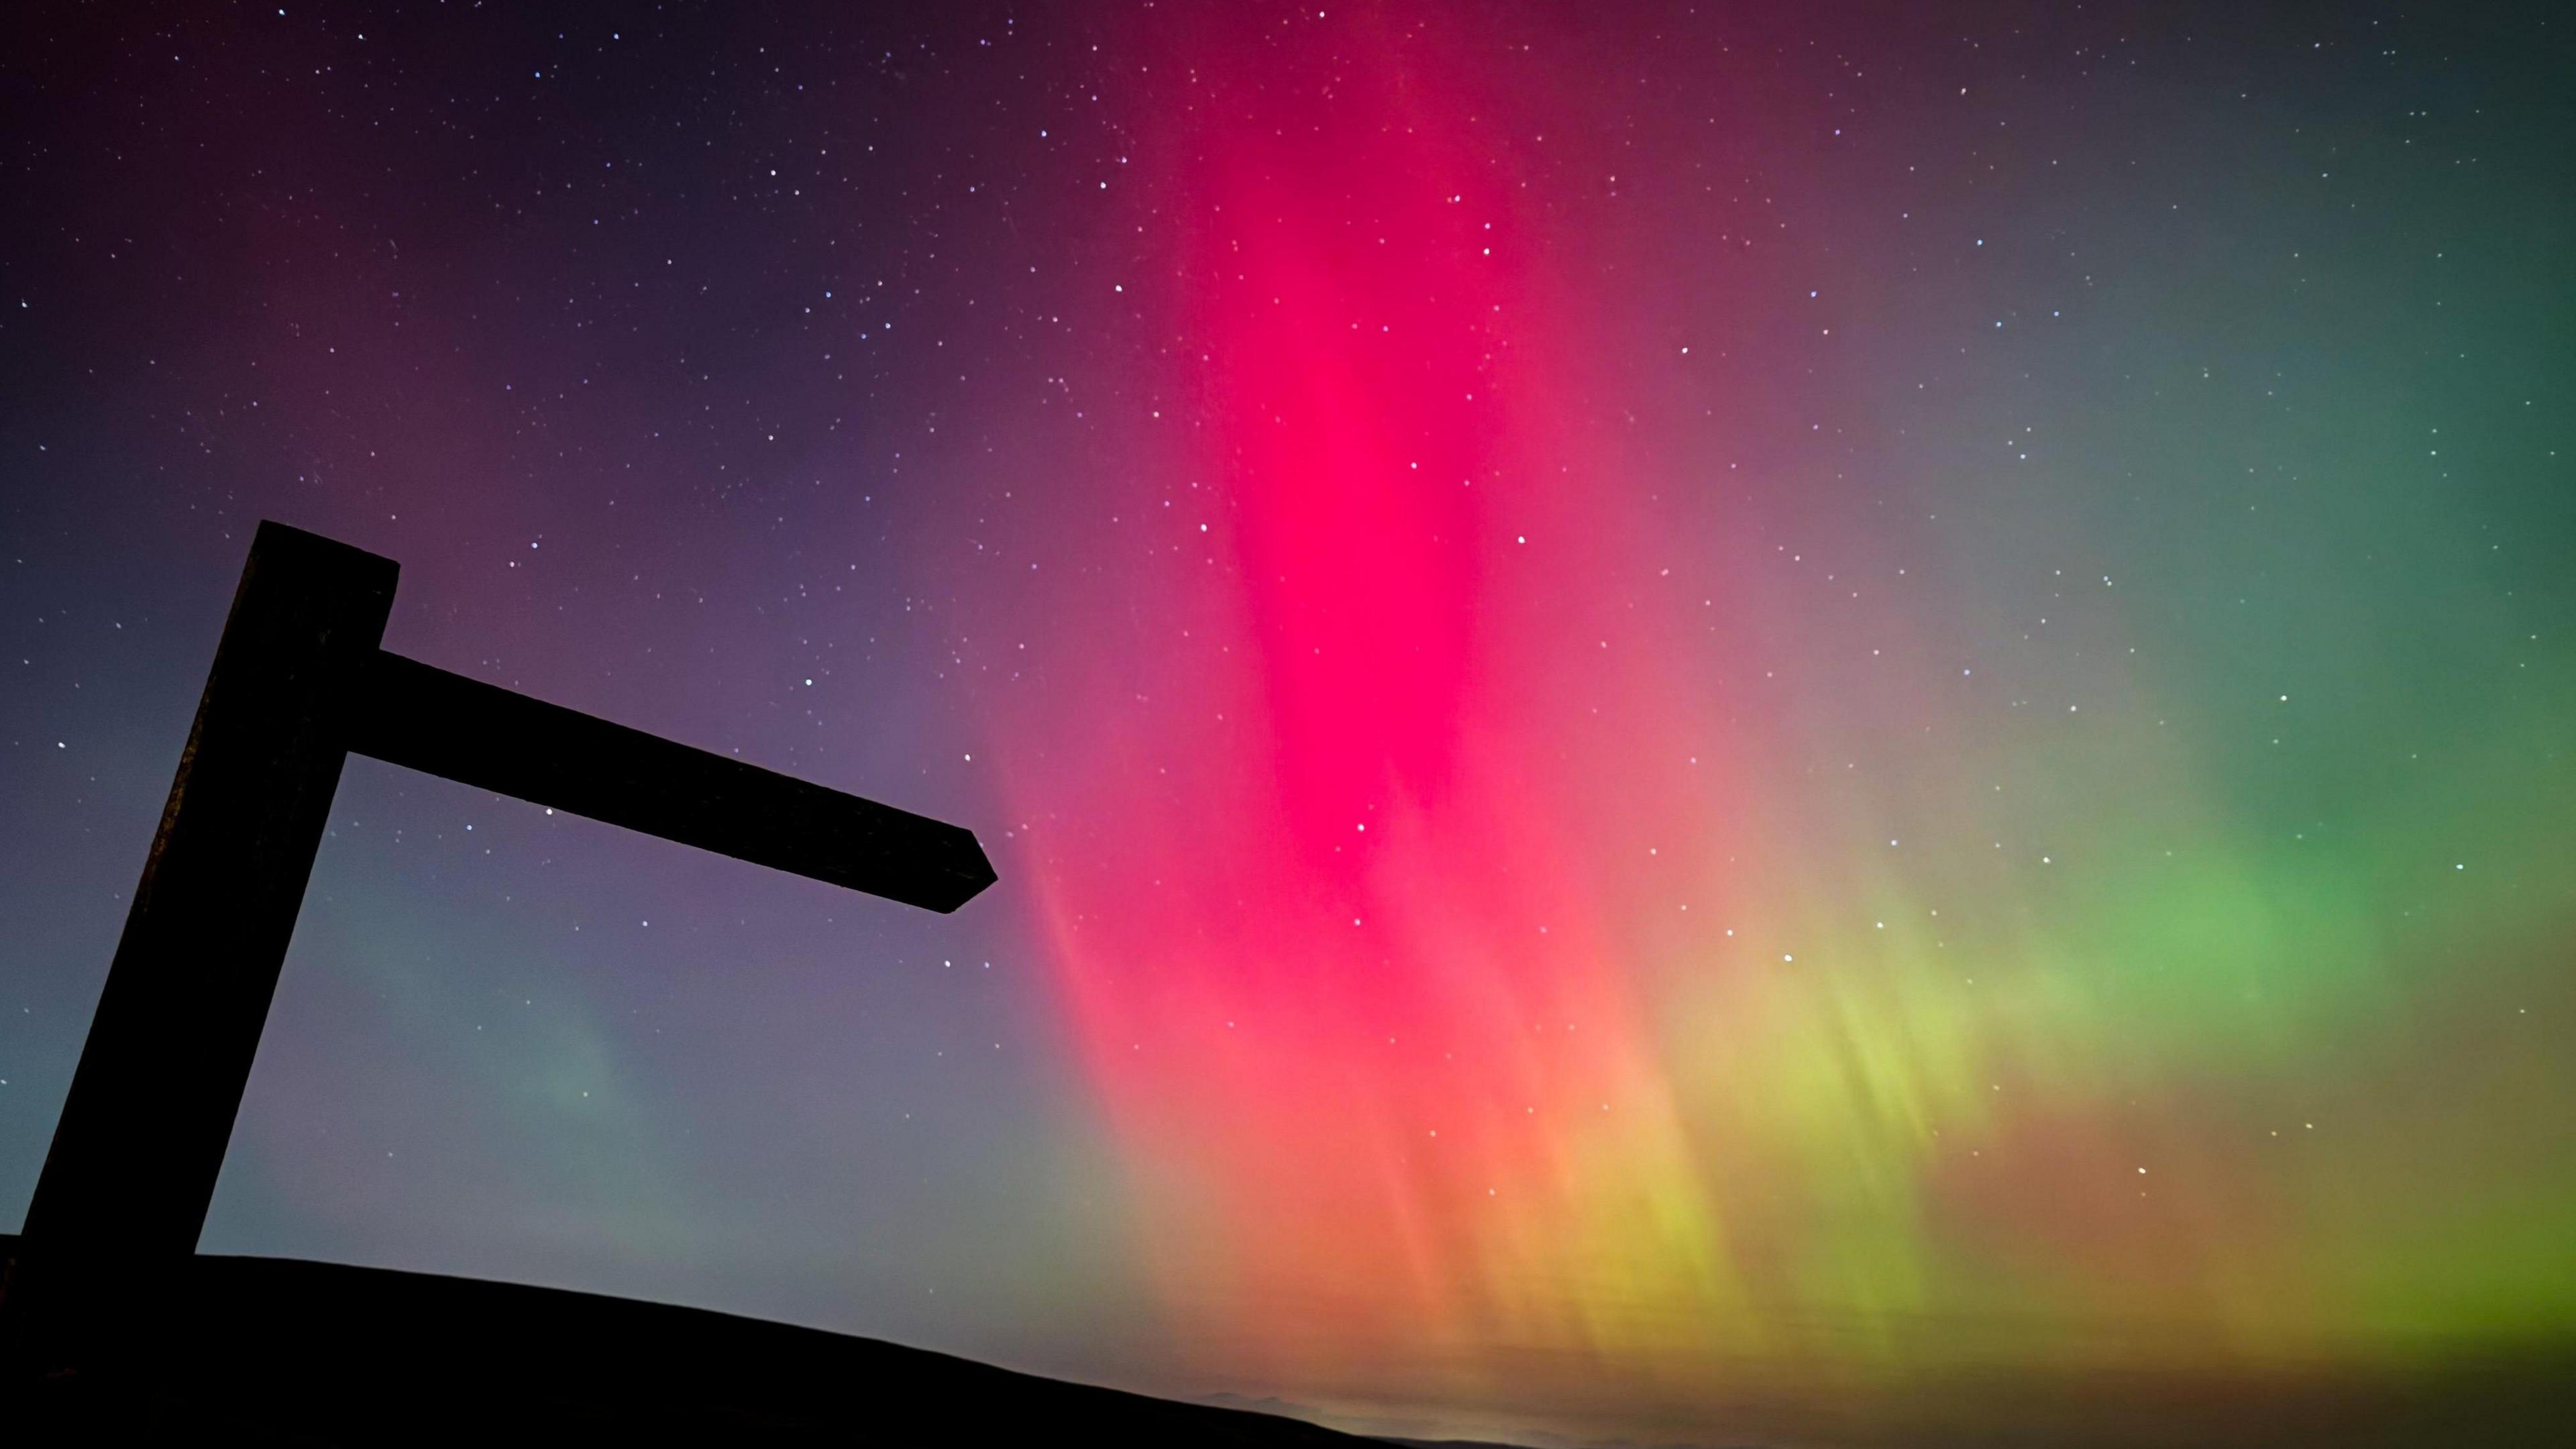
[350,652,994,912]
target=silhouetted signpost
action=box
[1,521,996,1377]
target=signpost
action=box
[0,521,996,1375]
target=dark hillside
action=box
[2,1234,1371,1446]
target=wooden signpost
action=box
[1,521,996,1375]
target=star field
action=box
[2,3,2572,1445]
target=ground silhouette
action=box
[3,1234,1383,1445]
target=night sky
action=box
[4,3,2573,1445]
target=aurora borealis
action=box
[3,3,2572,1444]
